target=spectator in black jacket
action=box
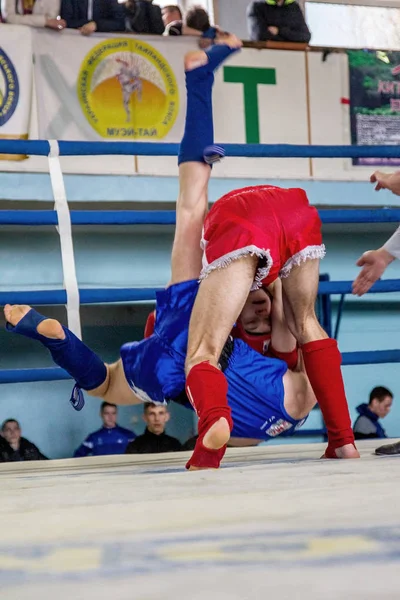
[0,419,48,462]
[353,386,393,441]
[61,0,125,35]
[125,403,181,454]
[247,0,311,44]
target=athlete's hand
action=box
[370,170,400,195]
[268,26,279,36]
[352,248,394,296]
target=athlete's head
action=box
[239,287,272,335]
[101,402,118,429]
[232,288,273,354]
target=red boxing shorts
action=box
[200,185,325,289]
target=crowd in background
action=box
[0,385,394,462]
[0,0,311,44]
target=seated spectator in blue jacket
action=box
[60,0,125,35]
[125,403,182,454]
[0,419,48,462]
[247,0,311,44]
[74,402,135,457]
[353,386,393,440]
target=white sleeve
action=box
[383,225,400,260]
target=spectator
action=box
[60,0,125,35]
[163,4,204,37]
[185,5,210,33]
[1,0,66,29]
[125,403,182,454]
[74,402,135,457]
[353,386,393,440]
[0,419,47,462]
[161,3,181,27]
[247,0,311,44]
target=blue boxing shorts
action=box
[121,279,308,439]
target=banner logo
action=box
[77,39,179,139]
[0,47,19,126]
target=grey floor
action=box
[2,440,400,600]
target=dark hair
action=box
[369,386,393,404]
[162,4,182,19]
[1,418,20,431]
[143,402,166,413]
[185,5,210,32]
[100,401,117,413]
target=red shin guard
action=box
[301,338,355,452]
[185,362,233,469]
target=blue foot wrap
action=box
[70,384,86,411]
[204,144,225,165]
[6,308,107,393]
[178,44,240,166]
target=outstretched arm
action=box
[352,229,398,296]
[370,170,400,195]
[352,170,400,296]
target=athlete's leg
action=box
[281,259,359,458]
[186,255,259,372]
[171,37,241,284]
[4,304,141,407]
[184,254,259,469]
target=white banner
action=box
[0,26,356,180]
[33,30,195,142]
[0,24,33,152]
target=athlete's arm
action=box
[266,279,299,371]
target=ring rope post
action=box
[47,140,82,339]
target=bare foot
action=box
[184,35,242,72]
[188,417,230,471]
[4,304,65,340]
[203,417,230,449]
[322,443,360,459]
[334,444,360,459]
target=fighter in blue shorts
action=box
[4,36,317,468]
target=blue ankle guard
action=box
[204,144,225,165]
[6,308,107,392]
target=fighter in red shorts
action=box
[184,156,360,467]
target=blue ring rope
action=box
[0,279,399,306]
[1,348,399,384]
[1,209,400,226]
[3,139,400,158]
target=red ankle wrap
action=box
[185,362,233,469]
[268,343,299,370]
[301,338,355,449]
